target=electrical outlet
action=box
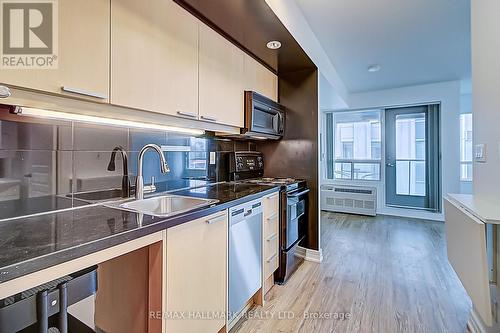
[209,151,216,165]
[475,144,486,163]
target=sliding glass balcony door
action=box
[385,105,440,211]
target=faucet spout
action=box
[136,144,170,200]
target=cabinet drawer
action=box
[264,213,279,239]
[264,251,279,278]
[264,232,279,259]
[264,193,279,218]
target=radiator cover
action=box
[321,184,377,216]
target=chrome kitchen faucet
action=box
[135,144,170,200]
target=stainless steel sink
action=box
[117,195,219,217]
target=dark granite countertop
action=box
[0,196,89,221]
[0,179,210,221]
[0,182,279,285]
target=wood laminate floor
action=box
[232,212,472,333]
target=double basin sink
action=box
[71,188,219,218]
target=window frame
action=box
[325,110,383,182]
[185,138,208,171]
[460,113,473,182]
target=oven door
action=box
[285,188,310,250]
[250,100,284,137]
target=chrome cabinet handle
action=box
[206,214,226,224]
[200,115,217,122]
[266,194,278,200]
[0,86,11,98]
[177,111,198,118]
[266,233,277,242]
[266,213,277,221]
[287,189,310,198]
[61,86,107,99]
[386,162,395,167]
[266,253,278,263]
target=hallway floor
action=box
[233,212,471,333]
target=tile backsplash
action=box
[0,109,254,208]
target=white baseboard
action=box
[468,306,496,333]
[296,246,323,263]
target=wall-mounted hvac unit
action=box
[321,184,377,216]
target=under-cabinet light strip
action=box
[16,107,205,136]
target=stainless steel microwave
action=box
[242,91,285,140]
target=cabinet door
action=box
[111,0,198,117]
[263,193,280,279]
[0,0,110,102]
[165,211,228,333]
[244,55,278,102]
[199,23,245,127]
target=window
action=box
[395,113,427,196]
[460,113,473,181]
[326,110,382,181]
[187,138,207,170]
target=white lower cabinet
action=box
[263,193,280,289]
[165,210,228,333]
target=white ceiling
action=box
[295,0,471,93]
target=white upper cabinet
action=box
[244,55,278,102]
[0,0,278,127]
[199,23,245,127]
[111,0,199,117]
[0,0,110,102]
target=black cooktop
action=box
[239,177,307,192]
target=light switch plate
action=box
[209,151,216,165]
[475,144,486,163]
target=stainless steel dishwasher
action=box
[228,198,263,321]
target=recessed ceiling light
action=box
[367,64,381,72]
[266,41,281,50]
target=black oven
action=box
[285,188,309,249]
[242,91,285,139]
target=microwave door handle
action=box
[277,112,284,133]
[273,112,283,133]
[272,113,279,132]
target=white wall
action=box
[320,73,347,111]
[321,80,461,221]
[471,0,500,200]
